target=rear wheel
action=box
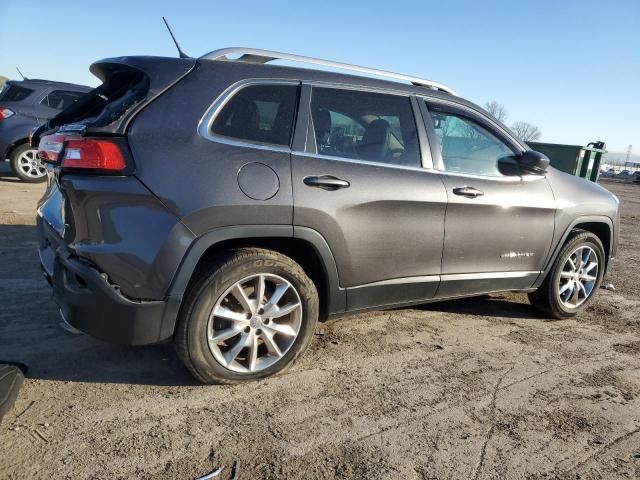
[175,248,319,384]
[529,230,605,319]
[10,144,48,183]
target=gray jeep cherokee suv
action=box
[34,49,619,384]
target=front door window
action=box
[429,110,519,176]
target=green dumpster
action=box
[527,141,606,183]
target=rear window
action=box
[49,69,149,129]
[33,59,197,137]
[40,90,85,110]
[0,84,34,102]
[211,84,299,147]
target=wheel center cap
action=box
[250,316,262,329]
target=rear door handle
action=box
[303,175,350,190]
[452,186,484,198]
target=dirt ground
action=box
[0,162,638,480]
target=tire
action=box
[529,230,605,319]
[174,248,319,384]
[9,144,48,183]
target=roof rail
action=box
[200,47,457,96]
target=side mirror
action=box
[519,150,550,175]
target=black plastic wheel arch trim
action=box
[165,225,346,316]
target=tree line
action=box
[485,101,541,142]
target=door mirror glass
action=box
[518,150,550,175]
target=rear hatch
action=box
[34,56,196,198]
[35,56,196,241]
[32,56,196,142]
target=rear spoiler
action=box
[32,56,196,144]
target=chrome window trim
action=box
[428,169,526,183]
[202,134,293,153]
[428,163,546,183]
[197,78,528,180]
[294,151,431,174]
[197,78,301,153]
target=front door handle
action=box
[303,175,350,190]
[452,186,484,198]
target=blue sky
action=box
[1,0,638,156]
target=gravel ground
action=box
[1,163,639,480]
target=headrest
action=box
[314,108,331,133]
[358,118,392,161]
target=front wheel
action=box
[529,230,605,319]
[175,248,319,384]
[9,144,48,183]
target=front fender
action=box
[532,215,615,288]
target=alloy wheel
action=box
[558,245,599,309]
[17,149,47,179]
[207,273,303,373]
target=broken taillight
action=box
[37,134,66,163]
[38,135,129,173]
[61,139,126,171]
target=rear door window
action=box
[309,87,421,168]
[0,84,34,102]
[211,84,300,147]
[40,90,85,110]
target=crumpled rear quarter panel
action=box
[44,175,195,300]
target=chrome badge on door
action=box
[500,251,535,259]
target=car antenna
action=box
[162,16,190,59]
[16,67,28,80]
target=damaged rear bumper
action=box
[37,218,180,345]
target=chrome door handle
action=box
[452,186,484,198]
[303,175,350,190]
